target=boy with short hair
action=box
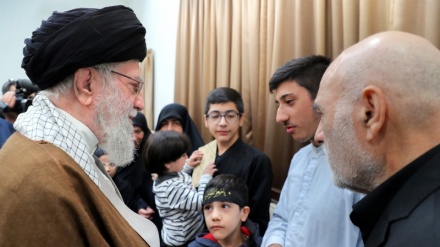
[189,174,262,247]
[144,130,216,246]
[192,87,273,235]
[262,55,363,247]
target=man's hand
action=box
[1,91,16,109]
[138,207,155,220]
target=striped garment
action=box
[153,165,212,246]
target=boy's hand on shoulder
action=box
[202,162,217,176]
[187,150,204,167]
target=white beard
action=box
[96,86,138,167]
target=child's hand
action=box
[187,150,204,167]
[203,162,217,176]
[138,207,155,220]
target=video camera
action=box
[0,79,39,114]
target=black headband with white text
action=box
[203,187,247,208]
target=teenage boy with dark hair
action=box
[189,174,262,247]
[262,55,363,247]
[144,130,216,246]
[192,87,273,235]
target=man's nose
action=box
[276,107,288,124]
[314,121,325,144]
[133,92,144,111]
[165,123,173,130]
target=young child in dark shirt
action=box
[189,174,262,247]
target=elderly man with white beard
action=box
[314,31,440,246]
[0,6,159,247]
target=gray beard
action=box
[100,119,135,167]
[325,102,384,193]
[96,87,137,167]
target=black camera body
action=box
[0,79,39,114]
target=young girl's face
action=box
[203,201,250,245]
[166,153,188,173]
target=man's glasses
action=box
[205,110,241,125]
[111,70,144,96]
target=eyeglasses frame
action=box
[205,110,242,125]
[110,70,144,96]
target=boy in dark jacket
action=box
[189,174,262,247]
[192,87,273,235]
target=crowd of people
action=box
[1,4,440,247]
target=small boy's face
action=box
[165,153,188,173]
[204,102,244,147]
[99,155,117,178]
[203,201,250,244]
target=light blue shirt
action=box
[262,144,364,247]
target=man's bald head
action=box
[326,31,440,124]
[315,31,440,192]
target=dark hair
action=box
[204,174,248,207]
[93,147,107,158]
[204,87,244,114]
[143,130,190,176]
[2,79,16,94]
[269,55,331,99]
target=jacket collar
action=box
[352,144,440,246]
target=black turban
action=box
[22,5,146,90]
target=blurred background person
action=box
[155,103,205,155]
[0,78,38,123]
[0,118,14,148]
[94,147,135,209]
[0,78,38,148]
[2,79,17,94]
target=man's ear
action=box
[73,68,97,106]
[240,206,250,222]
[359,86,386,141]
